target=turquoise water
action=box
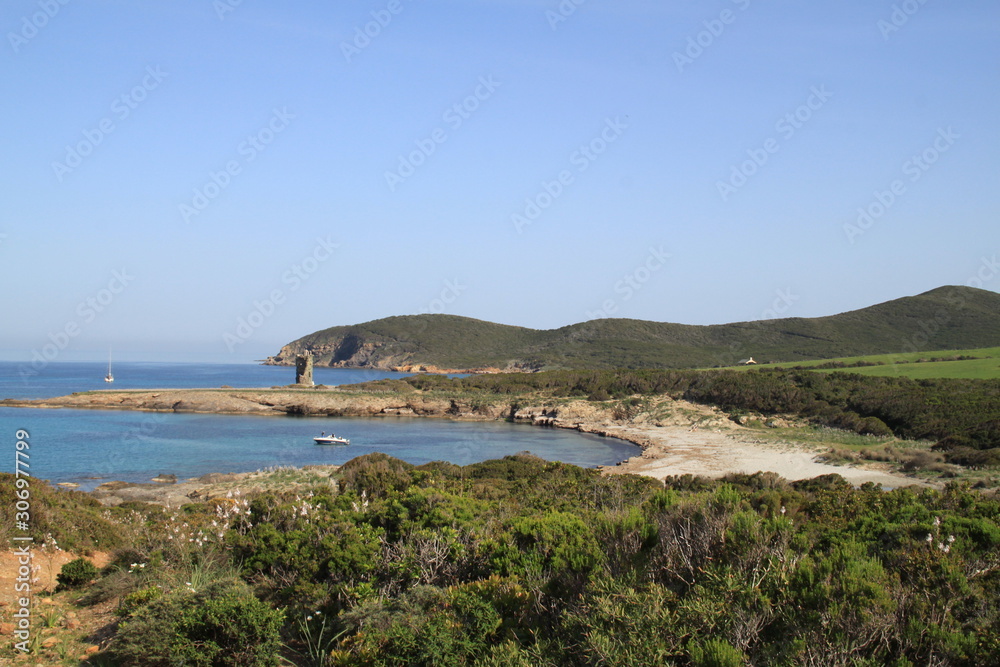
[0,363,638,490]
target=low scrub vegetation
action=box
[8,455,1000,665]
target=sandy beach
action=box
[598,423,933,488]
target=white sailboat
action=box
[105,348,114,383]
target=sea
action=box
[0,362,639,491]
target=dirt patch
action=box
[0,550,114,663]
[0,550,111,607]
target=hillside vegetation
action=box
[267,286,1000,371]
[7,459,999,665]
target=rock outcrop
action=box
[265,334,408,370]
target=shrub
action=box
[112,579,283,666]
[790,473,851,494]
[56,557,99,590]
[689,638,748,667]
[468,453,548,481]
[858,416,894,437]
[339,453,415,497]
[0,473,125,552]
[719,471,788,491]
[508,512,604,576]
[944,447,1000,469]
[901,450,940,472]
[116,585,163,618]
[818,447,856,465]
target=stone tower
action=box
[295,353,314,386]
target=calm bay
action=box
[0,362,638,490]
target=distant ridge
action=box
[265,286,1000,372]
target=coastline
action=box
[2,387,935,500]
[260,358,531,375]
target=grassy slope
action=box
[841,357,1000,379]
[278,286,1000,370]
[745,346,1000,379]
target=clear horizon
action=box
[2,1,998,364]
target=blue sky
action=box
[1,0,998,363]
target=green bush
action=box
[858,416,894,437]
[116,585,163,618]
[339,452,415,497]
[0,473,125,551]
[689,637,748,667]
[56,557,99,589]
[943,446,1000,468]
[112,579,283,666]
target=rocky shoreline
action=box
[0,387,517,419]
[260,357,534,376]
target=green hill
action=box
[266,286,1000,371]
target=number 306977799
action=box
[14,430,31,528]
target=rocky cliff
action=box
[265,334,408,370]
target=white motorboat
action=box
[314,433,349,445]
